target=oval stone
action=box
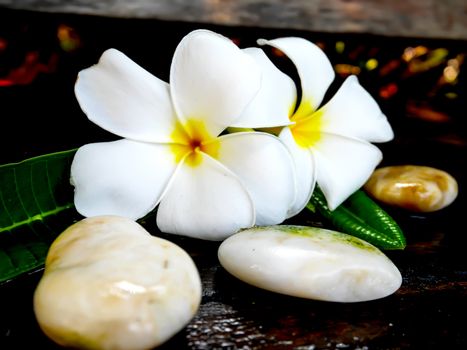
[34,216,202,350]
[218,225,402,302]
[364,165,458,212]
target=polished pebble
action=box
[218,225,402,302]
[364,165,458,212]
[34,216,202,350]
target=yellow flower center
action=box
[170,119,220,167]
[289,105,325,148]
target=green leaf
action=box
[0,149,79,283]
[307,187,406,250]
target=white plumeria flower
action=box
[70,30,296,240]
[233,37,394,213]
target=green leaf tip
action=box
[307,187,406,250]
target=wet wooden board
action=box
[0,0,467,39]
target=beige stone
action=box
[364,165,458,212]
[34,216,201,350]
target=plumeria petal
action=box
[279,127,317,217]
[71,139,177,220]
[258,37,335,118]
[170,30,261,137]
[313,133,383,210]
[318,76,394,142]
[75,49,177,143]
[157,153,255,240]
[216,132,296,225]
[232,48,296,128]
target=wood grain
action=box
[0,0,466,39]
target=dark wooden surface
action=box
[1,0,467,40]
[1,8,466,349]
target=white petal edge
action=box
[313,133,383,210]
[319,76,394,142]
[232,48,296,128]
[258,37,335,117]
[170,30,261,137]
[157,152,255,240]
[279,127,317,217]
[75,49,177,143]
[216,132,296,226]
[70,139,177,220]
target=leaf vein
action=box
[45,160,59,208]
[0,204,74,233]
[12,167,33,219]
[0,182,16,227]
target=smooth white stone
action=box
[218,225,402,302]
[34,216,201,350]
